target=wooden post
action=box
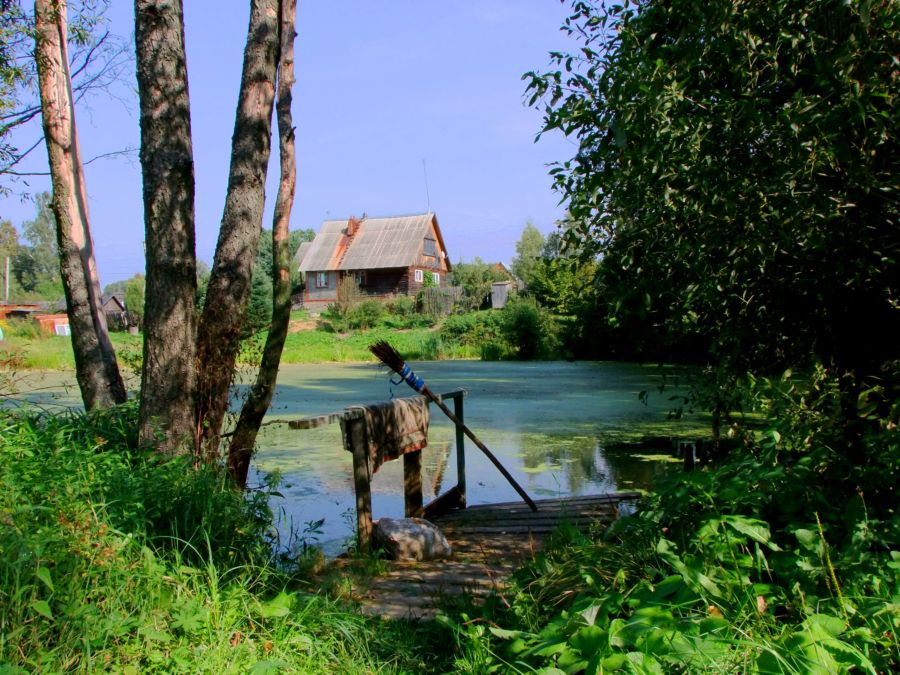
[453,392,467,508]
[403,450,423,517]
[348,417,373,552]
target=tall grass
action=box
[0,403,458,672]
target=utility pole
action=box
[4,256,8,302]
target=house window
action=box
[414,269,424,283]
[423,237,436,257]
[354,271,367,286]
[432,272,440,285]
[315,272,328,288]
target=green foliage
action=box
[123,273,145,323]
[527,0,899,377]
[12,193,61,298]
[466,370,900,673]
[511,221,546,289]
[346,299,383,330]
[440,310,505,348]
[0,317,44,339]
[245,265,273,336]
[0,219,20,295]
[502,297,559,360]
[243,228,315,335]
[450,257,509,311]
[195,259,211,310]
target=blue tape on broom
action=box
[398,364,425,392]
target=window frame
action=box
[315,271,329,288]
[423,237,437,257]
[414,269,424,283]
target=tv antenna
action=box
[422,159,431,213]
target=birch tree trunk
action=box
[228,0,297,487]
[34,0,126,410]
[195,0,280,461]
[134,0,198,454]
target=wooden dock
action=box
[356,492,641,620]
[288,389,642,619]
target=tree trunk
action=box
[228,0,297,487]
[196,0,280,461]
[134,0,198,454]
[34,0,126,410]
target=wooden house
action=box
[298,213,451,308]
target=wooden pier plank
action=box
[355,492,641,620]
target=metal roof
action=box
[299,213,444,272]
[293,241,313,268]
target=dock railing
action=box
[291,389,471,553]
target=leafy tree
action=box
[244,228,313,333]
[102,279,127,296]
[529,230,596,316]
[450,257,509,311]
[527,0,898,379]
[124,274,145,323]
[0,219,20,298]
[195,259,211,309]
[501,297,558,360]
[13,192,62,297]
[510,221,545,289]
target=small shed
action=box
[101,293,128,330]
[491,281,515,309]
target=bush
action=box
[440,311,504,348]
[346,300,384,330]
[385,295,416,318]
[501,298,558,360]
[2,318,45,339]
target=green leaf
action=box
[721,515,781,550]
[35,566,54,592]
[805,614,846,638]
[488,626,524,640]
[258,591,294,619]
[31,599,53,620]
[571,625,607,655]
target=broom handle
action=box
[423,385,538,512]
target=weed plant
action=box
[0,403,457,672]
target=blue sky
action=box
[4,1,576,285]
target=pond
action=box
[249,361,705,554]
[6,361,707,554]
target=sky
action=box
[4,1,577,286]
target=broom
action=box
[370,340,538,512]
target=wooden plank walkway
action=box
[356,492,642,620]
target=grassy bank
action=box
[0,308,516,370]
[0,403,466,672]
[0,315,492,370]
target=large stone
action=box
[372,517,453,561]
